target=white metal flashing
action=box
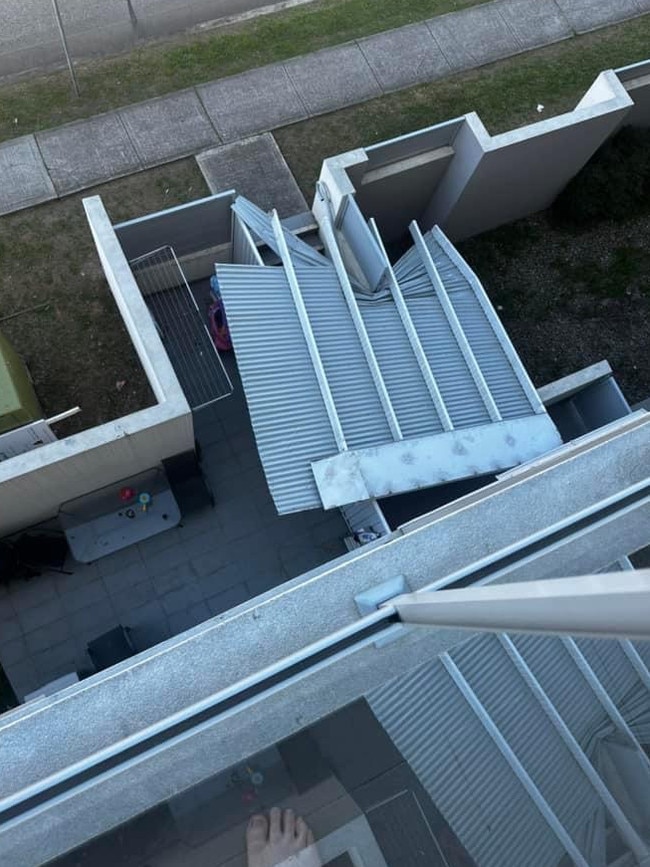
[311,413,561,508]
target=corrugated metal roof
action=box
[232,197,330,269]
[427,228,541,419]
[370,632,650,867]
[356,296,444,439]
[216,264,335,513]
[217,197,561,514]
[453,634,603,861]
[512,634,616,753]
[369,655,564,867]
[296,266,392,450]
[576,638,644,706]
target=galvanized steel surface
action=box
[512,634,619,752]
[452,634,603,861]
[219,198,559,513]
[369,655,564,867]
[215,263,335,513]
[370,630,650,867]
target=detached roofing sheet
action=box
[217,198,561,514]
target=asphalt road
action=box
[0,0,310,79]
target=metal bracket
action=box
[355,575,409,647]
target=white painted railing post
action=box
[389,570,650,640]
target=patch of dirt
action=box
[458,211,650,405]
[0,160,207,437]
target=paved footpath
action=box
[0,0,308,79]
[0,0,649,217]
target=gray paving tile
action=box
[309,514,347,546]
[192,548,232,581]
[151,563,196,597]
[497,0,573,48]
[359,23,452,92]
[60,579,108,614]
[245,572,284,598]
[168,602,211,635]
[120,89,219,167]
[237,447,264,472]
[192,414,228,449]
[197,133,307,218]
[199,555,267,597]
[279,541,328,580]
[160,582,204,617]
[285,43,381,116]
[0,135,56,216]
[213,496,265,543]
[427,4,521,71]
[111,579,157,616]
[102,561,149,596]
[182,528,220,562]
[0,636,28,666]
[36,113,141,195]
[124,599,167,627]
[96,544,144,578]
[54,562,101,594]
[124,601,170,649]
[138,527,182,560]
[17,597,65,633]
[4,658,39,701]
[32,639,78,679]
[69,600,118,636]
[0,618,22,644]
[23,619,72,655]
[177,509,220,543]
[206,583,249,617]
[141,537,189,575]
[554,0,642,32]
[198,65,308,143]
[0,594,16,623]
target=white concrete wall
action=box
[618,60,650,127]
[0,197,193,537]
[318,64,649,243]
[433,72,631,240]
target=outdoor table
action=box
[59,467,180,563]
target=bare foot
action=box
[246,808,322,867]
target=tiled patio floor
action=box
[0,352,347,701]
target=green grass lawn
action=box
[275,15,650,193]
[0,0,481,142]
[0,161,206,435]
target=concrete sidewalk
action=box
[1,0,649,217]
[0,0,308,80]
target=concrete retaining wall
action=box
[318,64,650,242]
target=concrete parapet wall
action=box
[318,64,649,242]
